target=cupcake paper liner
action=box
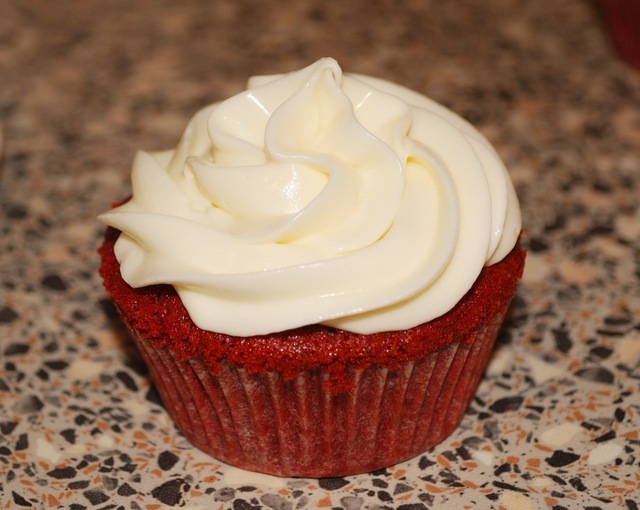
[131,313,505,478]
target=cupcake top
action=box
[99,58,521,336]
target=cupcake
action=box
[98,58,525,478]
[597,0,640,71]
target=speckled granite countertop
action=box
[1,1,640,509]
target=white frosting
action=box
[99,58,521,336]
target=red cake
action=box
[98,59,525,477]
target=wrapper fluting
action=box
[131,313,505,478]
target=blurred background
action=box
[0,0,635,185]
[1,0,638,216]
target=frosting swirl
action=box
[99,58,521,336]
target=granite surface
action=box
[1,0,640,508]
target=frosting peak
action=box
[99,58,521,336]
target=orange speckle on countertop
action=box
[526,458,541,469]
[317,495,333,507]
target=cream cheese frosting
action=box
[99,58,521,336]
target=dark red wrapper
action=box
[132,312,505,477]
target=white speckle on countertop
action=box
[587,442,624,466]
[35,437,62,464]
[539,422,584,447]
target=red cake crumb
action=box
[99,226,525,393]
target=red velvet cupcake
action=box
[99,58,525,477]
[597,0,640,71]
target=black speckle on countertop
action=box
[546,450,582,468]
[574,367,615,384]
[158,450,180,471]
[318,477,350,490]
[47,466,78,480]
[13,395,44,415]
[151,478,190,506]
[82,489,110,505]
[41,274,68,292]
[488,396,524,413]
[3,342,29,355]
